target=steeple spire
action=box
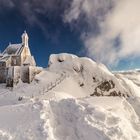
[22,30,29,47]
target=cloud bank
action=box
[64,0,140,66]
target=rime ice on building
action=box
[0,31,37,87]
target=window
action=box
[13,59,16,65]
[1,62,6,67]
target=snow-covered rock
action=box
[47,53,133,97]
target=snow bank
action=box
[0,96,140,140]
[40,97,140,140]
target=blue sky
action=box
[0,0,140,71]
[0,3,84,67]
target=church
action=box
[0,31,38,87]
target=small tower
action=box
[21,31,31,56]
[22,31,29,47]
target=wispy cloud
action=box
[64,0,140,67]
[0,0,69,24]
[0,0,71,41]
[0,0,15,11]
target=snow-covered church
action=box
[0,31,38,87]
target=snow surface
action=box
[0,53,140,140]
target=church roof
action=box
[0,56,10,62]
[2,43,24,56]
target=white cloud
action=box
[64,0,140,67]
[107,0,140,57]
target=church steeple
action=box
[21,31,31,56]
[22,30,29,47]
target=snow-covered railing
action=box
[31,71,69,100]
[0,90,9,96]
[43,71,68,93]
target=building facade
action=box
[0,31,37,87]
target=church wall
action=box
[0,57,12,68]
[31,56,36,66]
[6,58,11,67]
[29,66,36,83]
[20,66,37,83]
[0,68,7,83]
[25,46,31,56]
[21,66,30,83]
[21,47,33,65]
[13,66,20,84]
[21,47,28,64]
[6,67,14,87]
[6,66,21,87]
[7,67,13,78]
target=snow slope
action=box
[0,53,140,140]
[41,97,140,140]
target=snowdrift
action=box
[41,97,140,140]
[0,53,140,140]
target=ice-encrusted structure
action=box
[0,31,38,87]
